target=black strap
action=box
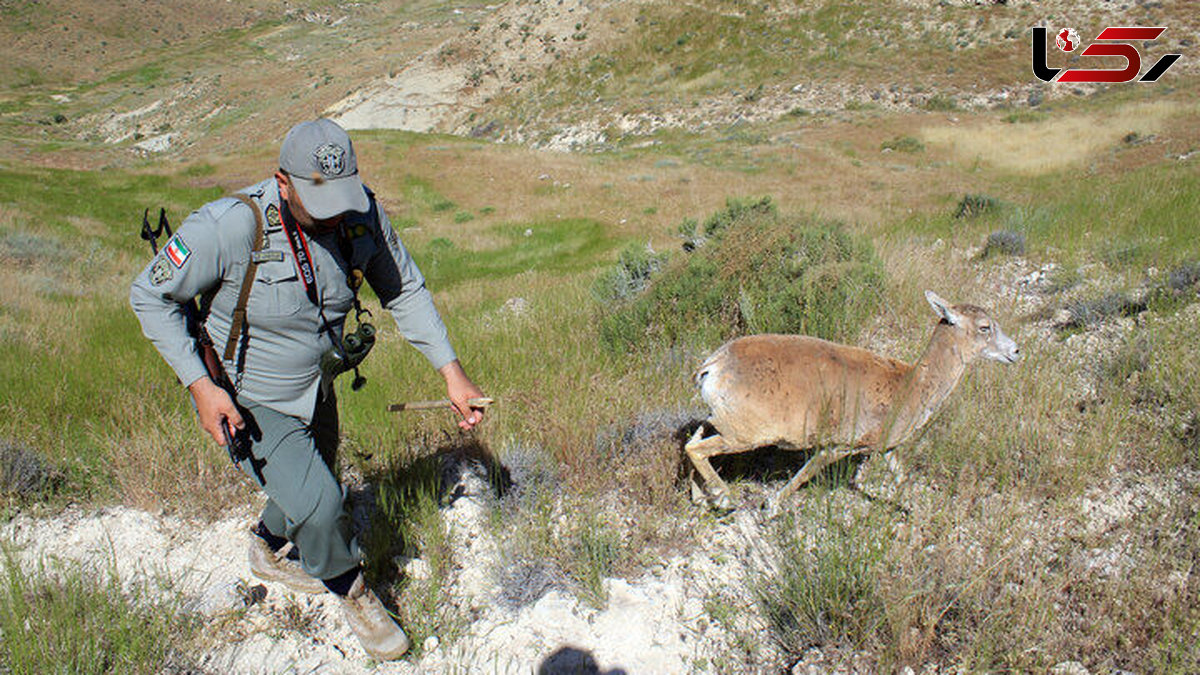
[279,201,347,359]
[279,201,321,307]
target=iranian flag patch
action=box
[164,236,191,268]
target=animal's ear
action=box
[925,290,962,325]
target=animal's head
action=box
[925,290,1020,364]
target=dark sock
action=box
[252,521,289,553]
[323,567,360,596]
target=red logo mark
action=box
[1032,27,1182,83]
[1056,28,1079,52]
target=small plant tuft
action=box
[954,194,999,219]
[569,514,621,607]
[753,507,889,653]
[591,242,667,303]
[1103,335,1153,384]
[0,439,60,500]
[880,136,924,153]
[981,230,1026,258]
[1061,292,1147,329]
[1167,261,1200,292]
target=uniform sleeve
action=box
[365,208,458,371]
[129,203,235,388]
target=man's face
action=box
[274,171,346,233]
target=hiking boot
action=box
[247,535,327,595]
[338,574,411,660]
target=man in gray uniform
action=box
[130,119,485,660]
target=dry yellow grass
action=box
[921,100,1191,174]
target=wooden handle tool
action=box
[388,397,494,413]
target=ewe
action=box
[686,291,1019,511]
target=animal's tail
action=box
[694,344,728,391]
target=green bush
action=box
[591,242,667,303]
[955,194,999,219]
[880,136,924,153]
[598,197,885,352]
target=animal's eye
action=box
[979,325,991,333]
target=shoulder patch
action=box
[164,235,191,268]
[150,257,173,285]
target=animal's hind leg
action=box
[685,426,742,508]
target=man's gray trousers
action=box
[234,393,360,581]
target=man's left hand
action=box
[438,360,486,430]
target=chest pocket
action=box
[250,260,306,322]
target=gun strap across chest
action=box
[223,193,267,362]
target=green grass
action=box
[0,166,224,251]
[360,439,466,656]
[0,546,195,674]
[415,219,621,288]
[754,497,891,654]
[892,162,1200,276]
[401,175,457,215]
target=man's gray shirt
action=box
[130,179,457,423]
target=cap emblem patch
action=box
[313,143,346,177]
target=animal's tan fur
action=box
[685,292,1019,510]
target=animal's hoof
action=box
[709,491,734,511]
[761,499,784,520]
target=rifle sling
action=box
[223,194,266,362]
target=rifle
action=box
[141,208,266,485]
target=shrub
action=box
[1061,292,1147,329]
[598,198,885,352]
[880,136,924,153]
[955,194,999,219]
[0,440,59,501]
[591,242,667,303]
[1167,261,1200,291]
[924,94,957,111]
[981,230,1026,258]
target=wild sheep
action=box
[686,291,1020,510]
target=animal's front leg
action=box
[768,446,853,513]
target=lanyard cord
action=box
[279,200,347,360]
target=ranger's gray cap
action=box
[279,119,369,219]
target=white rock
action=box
[134,133,172,153]
[404,557,433,581]
[501,297,528,315]
[1051,661,1090,675]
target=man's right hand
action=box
[188,377,245,446]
